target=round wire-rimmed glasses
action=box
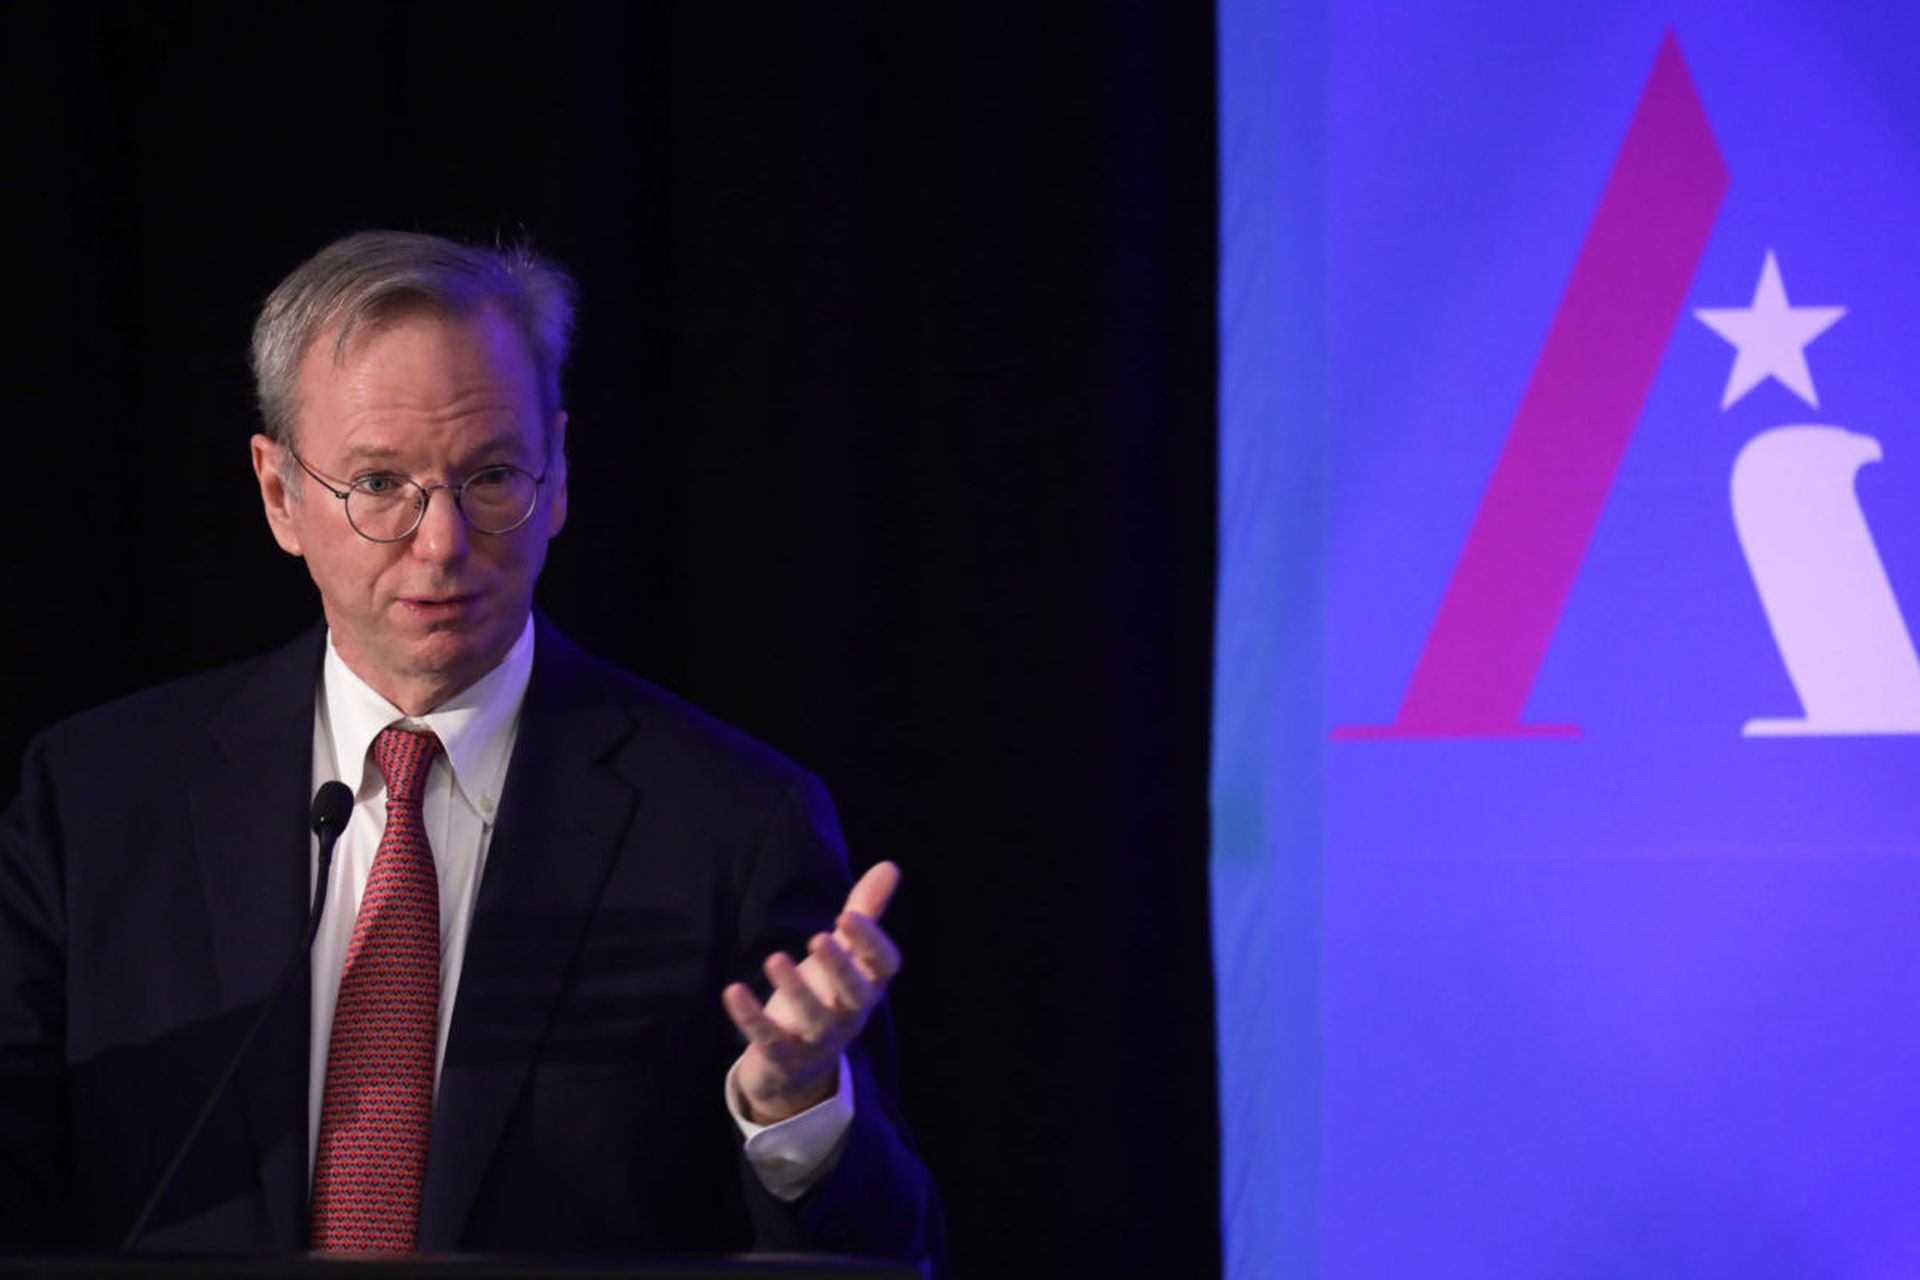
[290,449,551,543]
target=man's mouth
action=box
[400,593,481,619]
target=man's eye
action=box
[469,466,516,489]
[354,473,407,496]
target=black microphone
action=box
[122,781,355,1248]
[304,781,352,946]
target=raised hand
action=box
[723,861,904,1123]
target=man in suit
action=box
[0,231,941,1262]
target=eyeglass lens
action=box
[346,467,540,540]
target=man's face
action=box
[251,303,567,714]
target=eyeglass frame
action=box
[287,446,554,544]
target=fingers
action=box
[834,910,902,982]
[723,862,906,1069]
[728,933,881,1045]
[764,949,836,1039]
[835,861,903,983]
[843,860,900,922]
[808,931,876,1011]
[726,949,840,1045]
[722,981,781,1044]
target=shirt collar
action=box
[320,617,536,818]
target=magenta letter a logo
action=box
[1337,34,1727,741]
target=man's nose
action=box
[410,485,470,563]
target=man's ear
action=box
[545,411,568,538]
[251,434,305,556]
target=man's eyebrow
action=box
[336,445,403,466]
[458,435,538,463]
[335,437,536,469]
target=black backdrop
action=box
[2,4,1219,1274]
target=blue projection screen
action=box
[1214,4,1920,1275]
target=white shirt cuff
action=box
[725,1054,855,1202]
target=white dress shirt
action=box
[306,617,851,1201]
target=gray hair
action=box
[250,230,577,449]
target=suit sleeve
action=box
[729,772,946,1271]
[0,735,73,1245]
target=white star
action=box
[1694,251,1845,410]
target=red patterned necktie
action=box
[310,726,442,1251]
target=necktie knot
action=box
[374,726,440,807]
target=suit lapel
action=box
[419,620,639,1249]
[189,626,327,1250]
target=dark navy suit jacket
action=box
[0,617,940,1261]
